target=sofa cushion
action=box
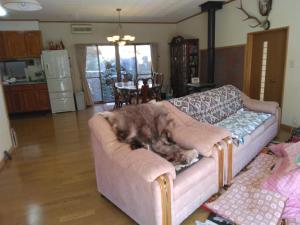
[238,115,276,146]
[169,85,243,124]
[173,157,219,224]
[231,115,277,177]
[215,108,272,145]
[174,157,217,200]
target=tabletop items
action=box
[113,73,163,108]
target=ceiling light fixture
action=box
[0,5,7,16]
[107,8,135,46]
[3,0,42,11]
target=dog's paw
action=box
[183,149,199,164]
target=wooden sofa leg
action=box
[214,143,224,190]
[224,137,233,184]
[156,174,172,225]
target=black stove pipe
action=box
[200,1,224,84]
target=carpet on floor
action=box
[195,141,300,225]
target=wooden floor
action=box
[0,104,210,225]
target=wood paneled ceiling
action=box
[1,0,230,23]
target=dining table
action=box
[114,81,161,104]
[115,81,160,90]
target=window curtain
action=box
[75,44,94,106]
[150,43,159,72]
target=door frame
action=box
[243,27,289,106]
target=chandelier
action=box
[107,8,135,46]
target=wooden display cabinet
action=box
[170,36,199,97]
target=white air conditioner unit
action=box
[71,24,92,34]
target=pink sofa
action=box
[168,85,281,183]
[230,93,280,177]
[89,105,230,225]
[89,85,280,225]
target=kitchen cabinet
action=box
[4,83,51,113]
[0,31,42,59]
[4,90,24,113]
[36,89,51,111]
[0,32,6,59]
[25,31,42,57]
[3,31,27,58]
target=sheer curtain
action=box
[150,43,159,72]
[75,44,94,106]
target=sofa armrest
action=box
[170,123,231,157]
[89,115,176,182]
[111,147,176,182]
[242,93,279,114]
[90,130,174,225]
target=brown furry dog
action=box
[99,102,198,166]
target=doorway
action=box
[243,27,288,106]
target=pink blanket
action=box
[262,143,300,219]
[206,153,286,225]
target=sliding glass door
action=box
[85,45,117,103]
[136,45,152,78]
[98,46,117,102]
[119,45,136,81]
[85,46,102,103]
[85,44,152,103]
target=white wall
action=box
[0,21,39,31]
[176,13,208,50]
[177,0,300,126]
[0,20,37,162]
[0,83,12,162]
[39,22,177,92]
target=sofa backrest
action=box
[169,85,243,124]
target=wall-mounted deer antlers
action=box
[237,0,270,30]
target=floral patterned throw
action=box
[169,85,243,124]
[216,108,271,145]
[169,85,272,145]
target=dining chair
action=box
[122,74,130,82]
[132,78,155,104]
[110,79,128,109]
[152,72,164,100]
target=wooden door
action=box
[244,27,288,106]
[25,31,42,57]
[3,31,27,58]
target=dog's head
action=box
[97,111,131,141]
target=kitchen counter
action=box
[3,81,47,86]
[3,82,51,113]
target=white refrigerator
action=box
[42,50,76,113]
